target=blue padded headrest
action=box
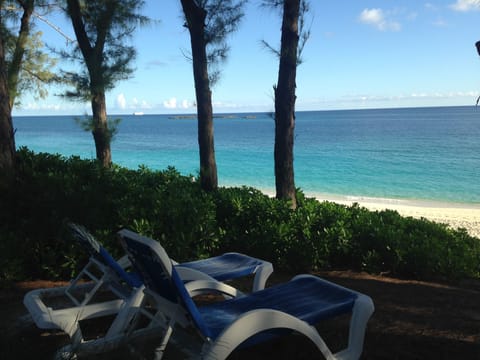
[69,223,142,288]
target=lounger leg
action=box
[334,295,375,360]
[152,318,175,360]
[105,287,145,338]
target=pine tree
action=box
[64,0,148,167]
[180,0,246,191]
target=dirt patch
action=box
[1,272,479,359]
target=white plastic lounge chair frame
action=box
[24,224,273,357]
[118,229,375,360]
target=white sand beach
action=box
[312,194,480,239]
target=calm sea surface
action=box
[13,106,480,204]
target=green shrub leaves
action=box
[0,148,478,282]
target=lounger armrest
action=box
[23,286,125,332]
[24,287,67,329]
[252,261,274,291]
[175,266,218,283]
[339,294,375,360]
[184,280,244,298]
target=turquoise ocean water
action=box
[13,106,480,204]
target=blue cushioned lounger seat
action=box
[199,275,357,340]
[177,252,272,292]
[179,252,268,282]
[118,229,374,360]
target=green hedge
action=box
[0,148,478,283]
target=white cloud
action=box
[358,8,401,31]
[163,98,193,109]
[298,91,480,111]
[348,91,480,103]
[450,0,480,11]
[13,100,89,115]
[24,102,62,111]
[116,93,127,109]
[359,8,383,25]
[212,101,239,109]
[113,94,152,111]
[163,97,177,109]
[181,99,190,109]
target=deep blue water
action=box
[13,106,480,204]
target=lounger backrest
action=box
[68,223,101,256]
[118,229,212,338]
[68,223,142,288]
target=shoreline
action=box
[312,193,480,239]
[259,189,480,238]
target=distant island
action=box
[168,114,257,120]
[168,115,197,120]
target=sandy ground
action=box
[3,273,479,359]
[310,194,480,239]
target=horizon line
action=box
[12,104,477,118]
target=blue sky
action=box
[13,0,480,115]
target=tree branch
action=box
[33,10,75,44]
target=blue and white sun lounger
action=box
[118,229,375,360]
[23,224,273,357]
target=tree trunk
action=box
[274,0,300,209]
[180,0,218,192]
[7,0,34,108]
[67,0,113,168]
[0,20,16,173]
[91,91,111,167]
